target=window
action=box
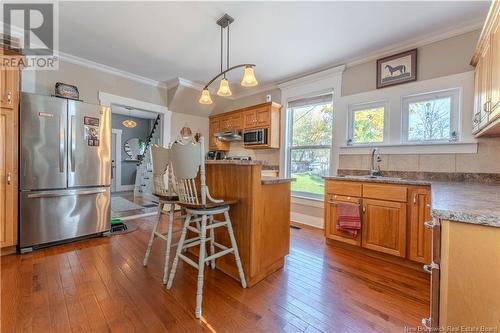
[402,89,459,143]
[287,93,333,198]
[347,101,387,145]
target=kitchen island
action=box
[202,160,293,287]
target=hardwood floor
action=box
[1,215,430,332]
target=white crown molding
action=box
[345,19,484,68]
[277,65,346,90]
[58,51,167,88]
[232,82,279,99]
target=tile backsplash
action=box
[338,138,500,174]
[226,142,280,166]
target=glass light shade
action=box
[240,66,258,87]
[122,119,137,128]
[217,78,232,97]
[199,89,213,104]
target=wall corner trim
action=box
[277,64,346,90]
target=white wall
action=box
[170,112,209,150]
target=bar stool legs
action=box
[166,207,247,319]
[162,203,175,284]
[143,202,164,266]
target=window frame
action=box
[347,100,389,146]
[401,88,460,144]
[286,93,334,199]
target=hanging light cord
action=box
[220,25,224,77]
[226,23,230,71]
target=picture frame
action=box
[376,49,417,89]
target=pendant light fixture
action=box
[198,14,258,104]
[122,107,137,128]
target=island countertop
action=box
[324,175,500,228]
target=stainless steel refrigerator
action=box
[19,93,111,251]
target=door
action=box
[408,188,432,264]
[0,108,17,248]
[209,118,229,151]
[0,69,17,109]
[362,199,407,257]
[324,194,362,246]
[20,93,67,190]
[480,41,492,127]
[255,107,271,127]
[68,101,111,188]
[19,187,111,248]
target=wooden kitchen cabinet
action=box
[243,105,271,129]
[208,102,281,150]
[0,50,20,253]
[0,69,17,109]
[208,118,229,151]
[408,187,432,264]
[471,1,500,136]
[324,194,362,246]
[362,199,407,257]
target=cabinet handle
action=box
[423,262,439,274]
[421,317,431,330]
[7,92,12,104]
[362,206,366,214]
[7,173,11,185]
[413,193,417,205]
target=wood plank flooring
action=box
[1,215,430,333]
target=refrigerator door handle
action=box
[70,115,76,172]
[59,111,65,173]
[27,188,107,198]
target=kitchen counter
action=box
[261,177,295,185]
[324,175,500,228]
[205,160,269,166]
[200,162,291,287]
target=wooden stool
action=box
[165,137,246,318]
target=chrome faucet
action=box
[369,148,382,177]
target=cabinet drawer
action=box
[363,184,407,202]
[326,181,362,196]
[326,194,361,204]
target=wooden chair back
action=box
[151,144,174,197]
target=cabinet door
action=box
[0,108,18,248]
[229,113,242,130]
[324,194,362,246]
[490,17,500,118]
[0,69,17,109]
[362,199,407,257]
[243,110,257,129]
[473,64,483,133]
[255,107,271,127]
[219,115,231,131]
[408,188,432,264]
[208,118,228,151]
[480,40,492,126]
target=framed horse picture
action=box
[376,49,417,89]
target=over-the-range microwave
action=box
[243,128,268,145]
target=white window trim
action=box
[401,87,461,144]
[347,100,389,146]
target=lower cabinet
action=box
[361,199,407,257]
[0,107,18,249]
[408,188,432,264]
[324,194,362,246]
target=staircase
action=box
[134,115,161,197]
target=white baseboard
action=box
[290,212,324,229]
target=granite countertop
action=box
[323,175,500,227]
[205,160,266,166]
[261,177,295,185]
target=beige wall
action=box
[22,60,168,106]
[342,29,481,96]
[219,88,281,113]
[339,138,500,174]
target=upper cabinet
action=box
[471,1,500,136]
[209,102,281,150]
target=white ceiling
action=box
[59,1,490,90]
